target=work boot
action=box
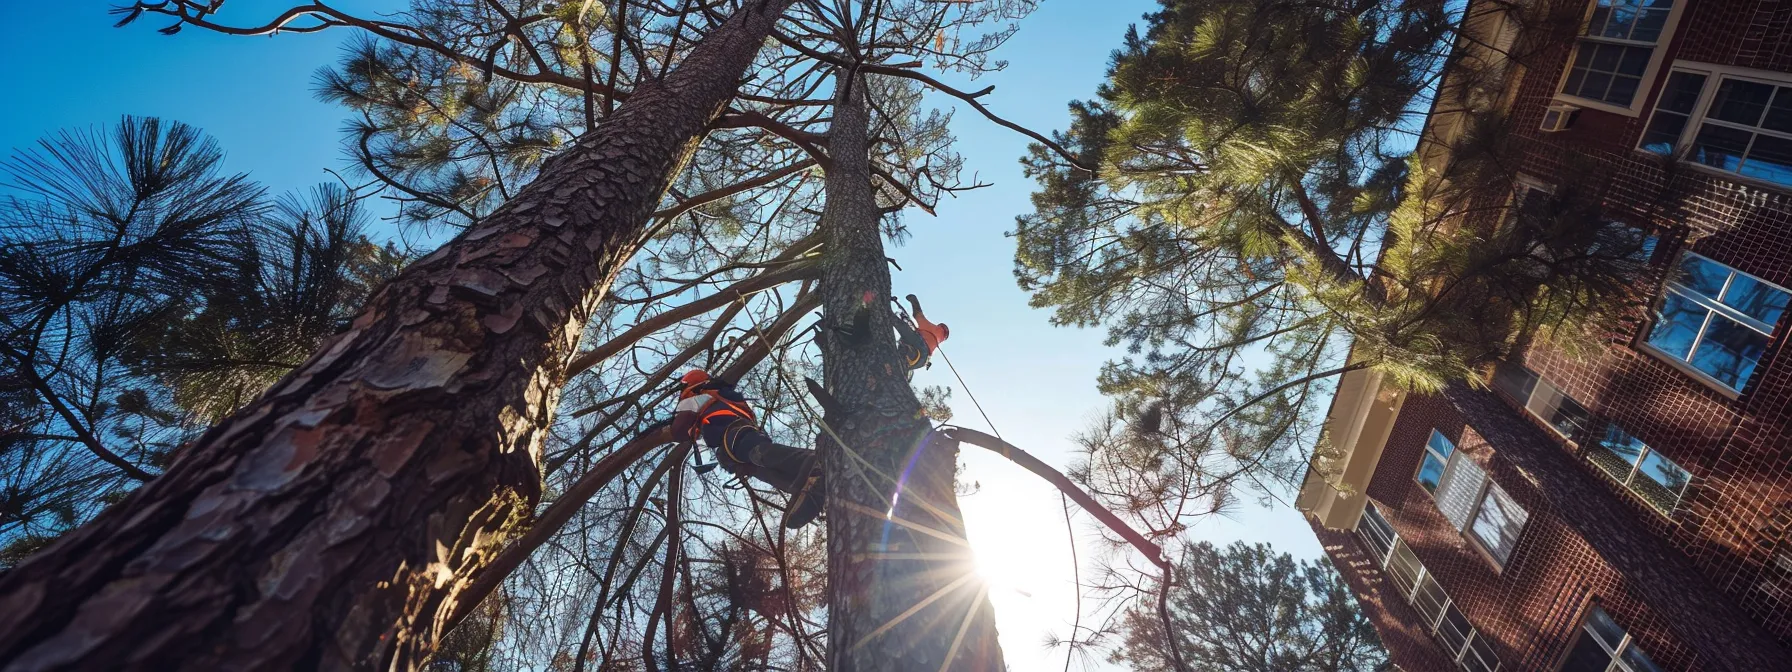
[745,441,825,529]
[782,463,825,530]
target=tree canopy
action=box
[1113,541,1388,672]
[1018,0,1655,538]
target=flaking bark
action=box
[817,72,1004,672]
[0,1,795,670]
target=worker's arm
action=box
[669,411,700,441]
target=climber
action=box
[670,369,825,529]
[896,293,950,371]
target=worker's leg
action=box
[719,420,815,494]
[895,319,930,371]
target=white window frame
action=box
[1467,482,1530,567]
[1557,605,1663,672]
[1588,424,1694,517]
[1353,506,1504,672]
[1416,430,1529,569]
[1635,61,1792,192]
[1638,250,1790,396]
[1553,0,1688,116]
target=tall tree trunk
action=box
[0,2,793,669]
[817,72,1005,672]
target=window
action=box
[1641,66,1792,188]
[1560,0,1677,109]
[1419,430,1456,493]
[1560,606,1663,672]
[1588,425,1692,515]
[1491,362,1596,443]
[1358,502,1398,564]
[1643,252,1789,392]
[1353,506,1505,672]
[1436,450,1489,532]
[1470,483,1530,564]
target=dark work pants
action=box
[702,416,815,494]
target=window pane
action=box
[1562,633,1617,672]
[1591,43,1624,71]
[1721,274,1789,325]
[1586,6,1612,36]
[1549,394,1596,441]
[1617,48,1651,76]
[1471,483,1529,563]
[1741,134,1792,186]
[1419,453,1448,493]
[1657,72,1708,114]
[1608,76,1642,106]
[1359,504,1397,562]
[1632,7,1670,41]
[1429,430,1457,459]
[1593,425,1646,484]
[1586,607,1628,649]
[1621,644,1663,672]
[1463,635,1500,672]
[1632,449,1691,513]
[1764,88,1792,133]
[1413,575,1449,626]
[1641,111,1689,154]
[1438,605,1473,655]
[1646,291,1710,360]
[1710,78,1775,125]
[1674,254,1731,298]
[1693,123,1755,171]
[1387,542,1422,596]
[1492,361,1539,402]
[1690,314,1769,388]
[1582,72,1616,102]
[1437,455,1487,532]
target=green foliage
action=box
[0,116,397,559]
[1114,541,1389,672]
[1019,0,1653,533]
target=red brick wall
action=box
[1494,0,1792,648]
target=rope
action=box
[935,345,1003,445]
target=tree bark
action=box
[816,72,1005,672]
[0,2,794,670]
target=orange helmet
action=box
[679,369,712,398]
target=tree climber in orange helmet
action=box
[669,369,824,529]
[896,294,949,373]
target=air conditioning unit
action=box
[1540,104,1580,132]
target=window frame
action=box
[1354,504,1505,672]
[1417,429,1457,495]
[1552,0,1687,116]
[1636,61,1792,191]
[1589,424,1694,517]
[1467,482,1530,567]
[1556,604,1663,672]
[1638,250,1790,396]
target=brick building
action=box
[1294,0,1792,670]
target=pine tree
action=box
[1113,541,1388,672]
[0,1,801,668]
[1018,0,1654,538]
[2,0,1068,669]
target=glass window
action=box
[1414,574,1450,627]
[1436,451,1488,532]
[1645,252,1789,392]
[1357,503,1397,564]
[1560,606,1662,672]
[1419,430,1456,493]
[1529,381,1596,442]
[1464,635,1501,672]
[1641,72,1709,153]
[1685,78,1792,187]
[1492,361,1540,402]
[1591,425,1692,514]
[1387,541,1423,596]
[1471,483,1530,564]
[1562,0,1676,107]
[1438,603,1473,655]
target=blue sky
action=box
[0,2,1324,669]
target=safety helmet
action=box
[679,369,712,398]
